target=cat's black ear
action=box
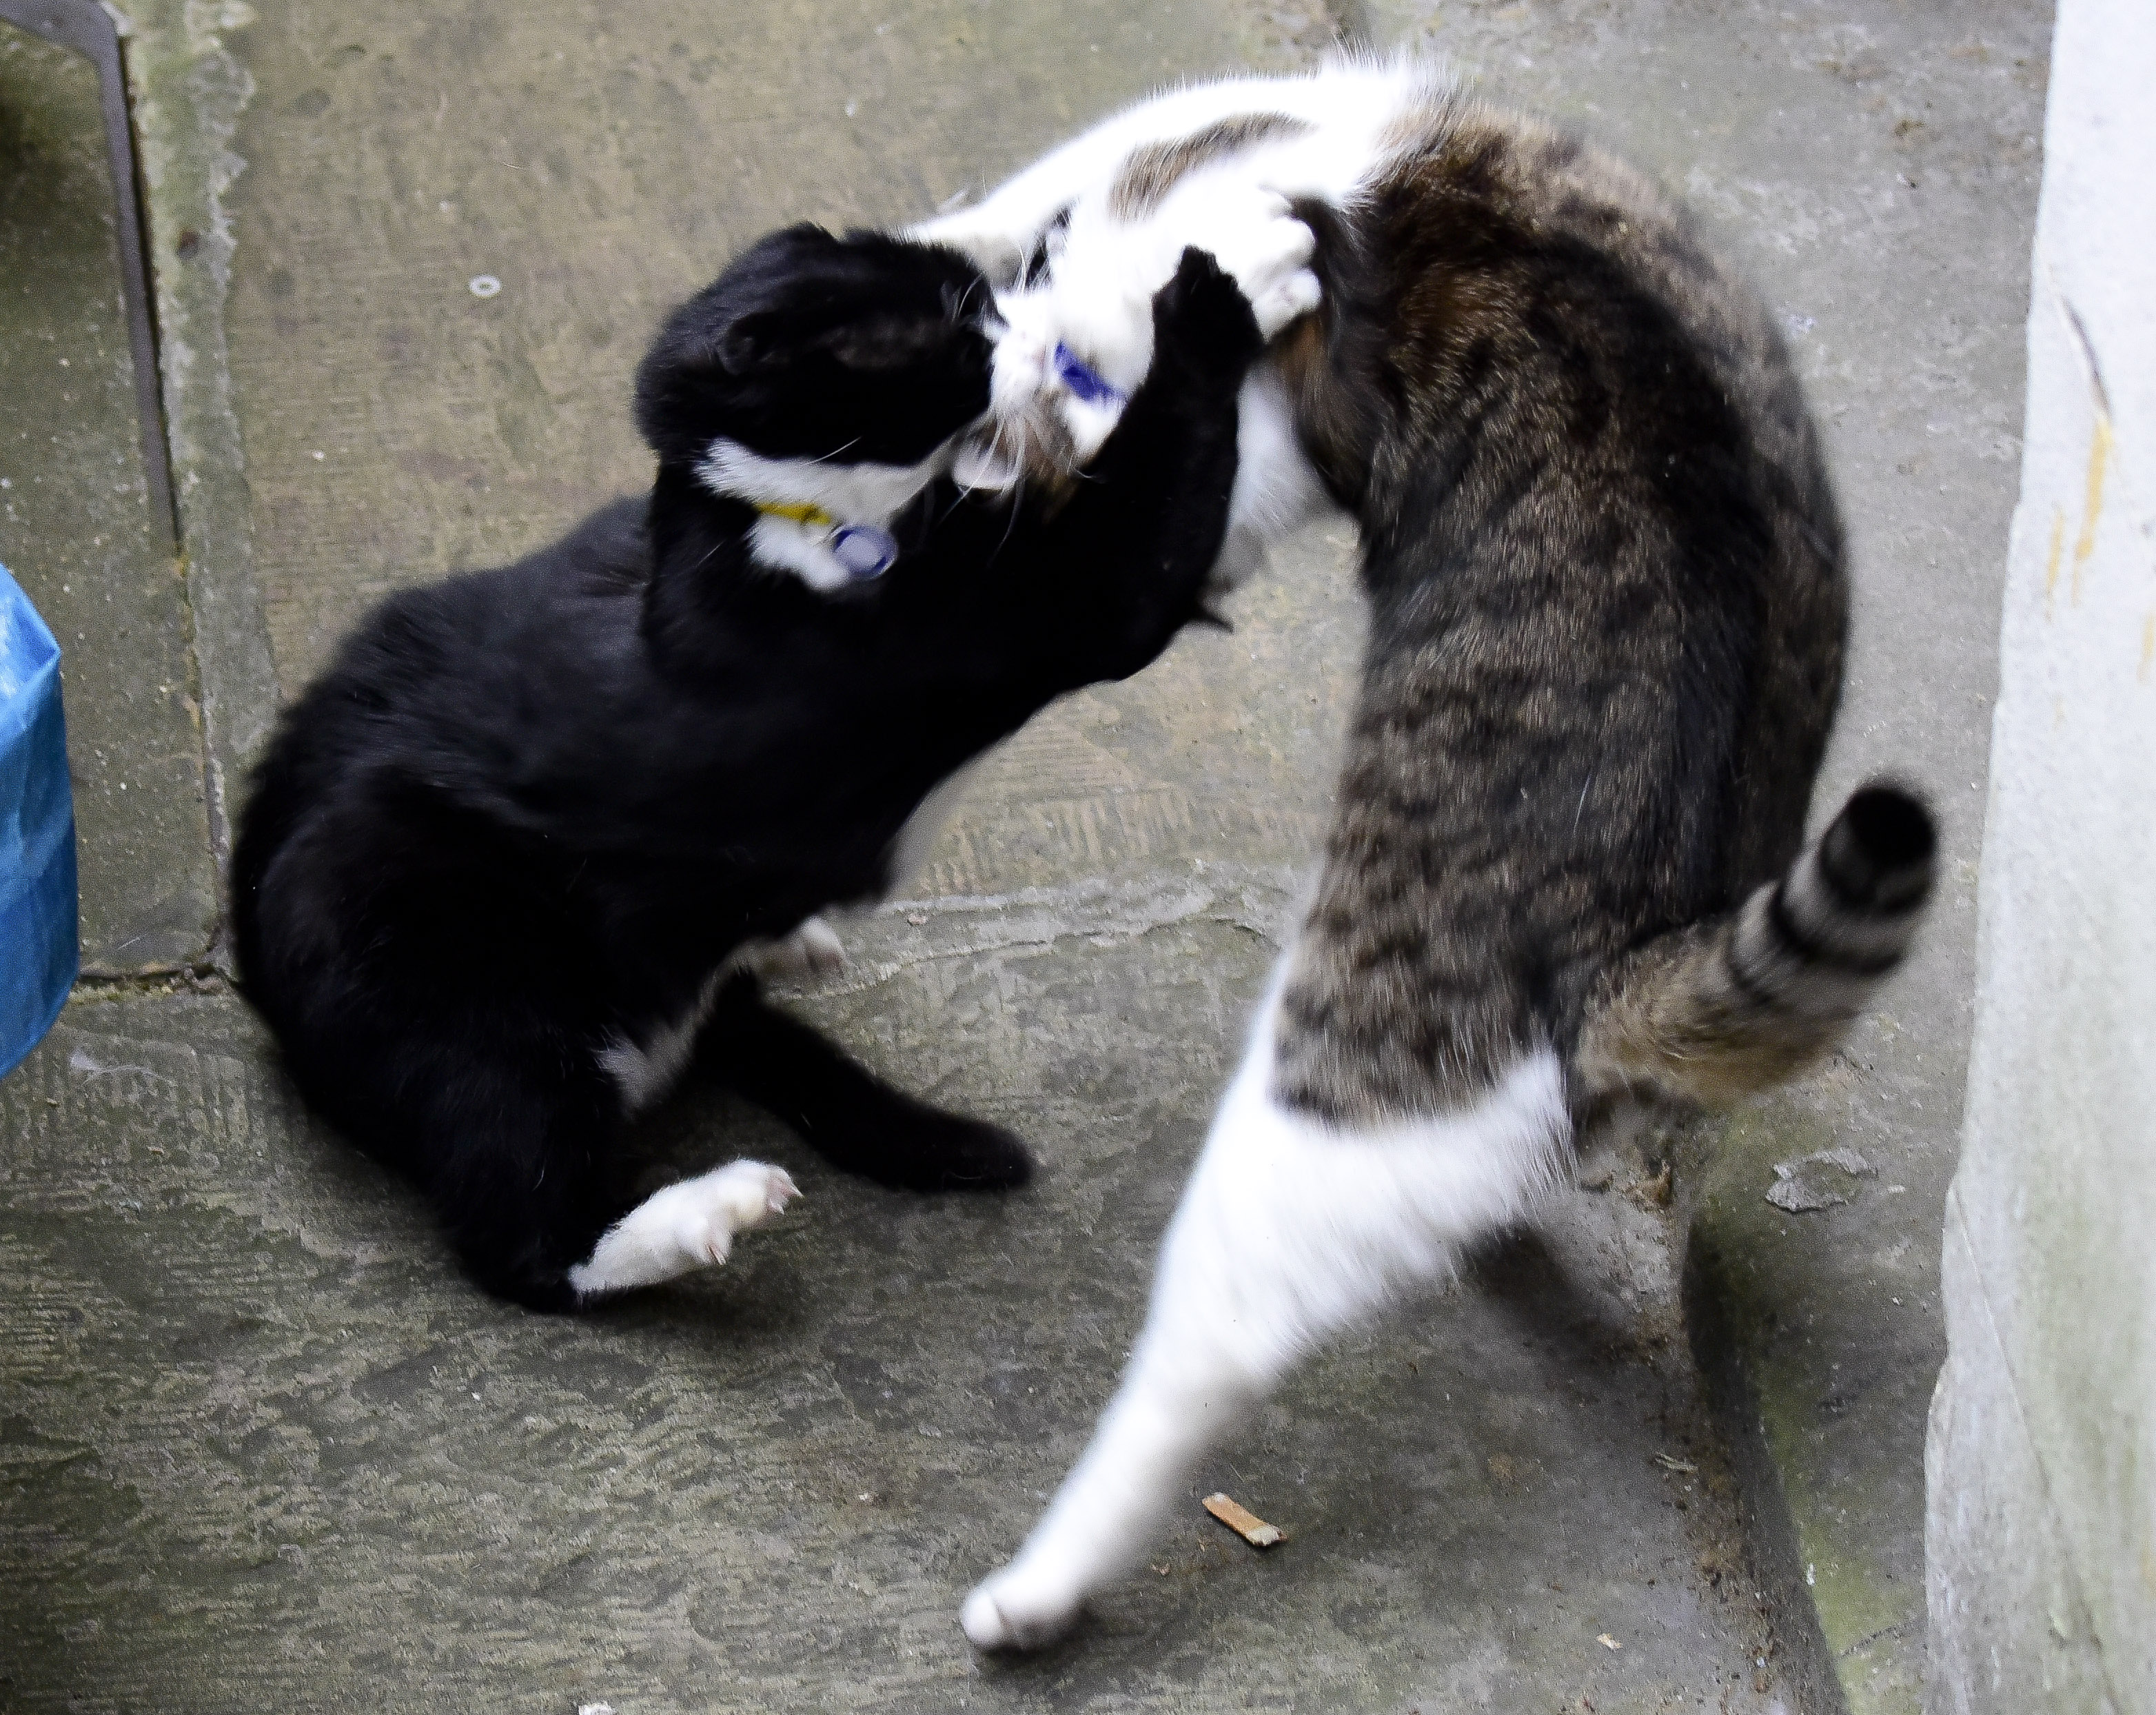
[714,314,791,375]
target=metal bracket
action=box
[1,0,177,549]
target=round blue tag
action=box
[831,524,897,581]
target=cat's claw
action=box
[961,1565,1086,1652]
[712,1159,800,1229]
[662,1159,800,1266]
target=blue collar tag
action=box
[831,523,898,581]
[1053,342,1127,407]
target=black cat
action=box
[232,227,1275,1311]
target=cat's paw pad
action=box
[961,1563,1085,1652]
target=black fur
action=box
[232,230,1263,1310]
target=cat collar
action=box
[755,500,898,581]
[1053,343,1127,408]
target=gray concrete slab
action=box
[3,971,1786,1714]
[1348,4,2050,1707]
[0,28,217,971]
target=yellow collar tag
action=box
[756,500,837,531]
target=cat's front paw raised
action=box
[1150,247,1266,378]
[961,1562,1086,1652]
[1194,195,1322,341]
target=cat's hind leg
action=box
[960,966,1571,1650]
[731,915,848,984]
[697,974,1034,1191]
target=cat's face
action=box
[957,220,1161,496]
[636,224,998,514]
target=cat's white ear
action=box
[953,436,1021,493]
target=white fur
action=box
[960,958,1572,1650]
[598,971,726,1115]
[982,183,1322,469]
[598,917,849,1113]
[915,58,1443,282]
[917,58,1450,582]
[698,436,955,592]
[567,1159,798,1299]
[1217,367,1334,591]
[738,914,848,982]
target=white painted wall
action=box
[1925,1,2156,1709]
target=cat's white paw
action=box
[910,212,1028,284]
[1250,266,1323,341]
[1179,190,1321,338]
[702,1159,800,1243]
[570,1160,799,1297]
[657,1159,798,1267]
[739,916,846,982]
[960,1561,1086,1652]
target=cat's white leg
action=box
[735,915,847,983]
[912,132,1131,282]
[567,1160,798,1299]
[1166,184,1322,339]
[961,966,1571,1650]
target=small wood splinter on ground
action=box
[1202,1492,1285,1548]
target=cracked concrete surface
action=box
[0,0,2048,1709]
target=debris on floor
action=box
[1627,1164,1674,1210]
[1765,1148,1875,1212]
[1202,1492,1284,1548]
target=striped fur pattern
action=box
[922,57,1938,1649]
[1575,784,1936,1108]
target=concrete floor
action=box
[0,0,2048,1709]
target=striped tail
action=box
[1576,784,1938,1108]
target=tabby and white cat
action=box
[919,57,1938,1648]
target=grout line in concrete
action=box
[122,0,285,977]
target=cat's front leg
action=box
[567,1159,800,1298]
[912,123,1145,284]
[1160,183,1323,341]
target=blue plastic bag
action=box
[0,562,79,1079]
